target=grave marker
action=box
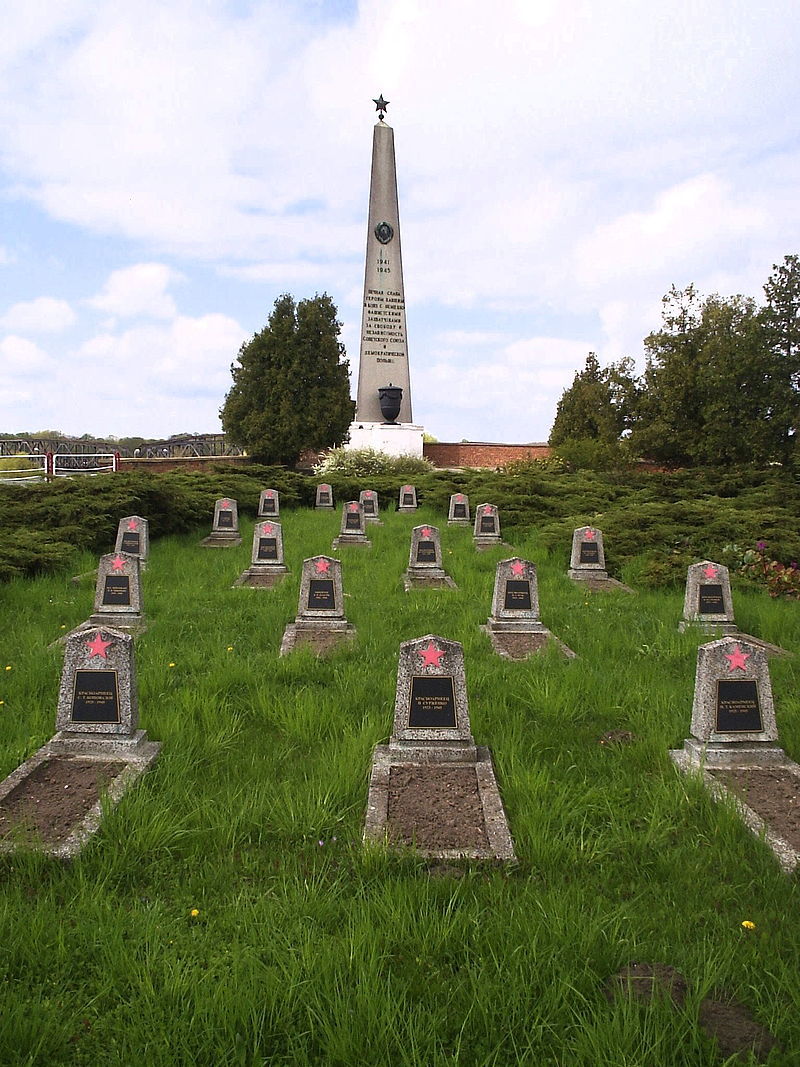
[0,627,161,857]
[315,483,334,509]
[679,561,737,634]
[364,634,515,859]
[332,501,371,548]
[258,489,280,518]
[473,503,502,549]
[448,493,470,526]
[483,558,573,658]
[234,520,289,588]
[114,516,149,569]
[200,498,242,547]
[404,525,456,589]
[87,552,145,632]
[359,489,382,524]
[398,485,418,512]
[568,526,609,581]
[280,555,355,654]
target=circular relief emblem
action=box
[374,221,394,244]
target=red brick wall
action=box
[423,442,551,469]
[117,456,252,474]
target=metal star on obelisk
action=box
[373,94,389,120]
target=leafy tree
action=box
[221,293,354,465]
[761,254,800,461]
[549,352,638,446]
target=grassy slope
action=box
[0,506,799,1064]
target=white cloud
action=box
[0,297,76,333]
[87,263,182,320]
[0,335,54,374]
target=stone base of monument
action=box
[200,533,242,547]
[398,505,417,513]
[233,566,289,589]
[448,518,470,526]
[0,736,160,860]
[474,537,506,551]
[482,621,576,660]
[670,745,800,873]
[364,745,515,860]
[331,534,371,549]
[403,570,457,591]
[678,619,739,635]
[568,571,635,593]
[280,620,356,656]
[346,422,425,458]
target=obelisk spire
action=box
[354,95,413,424]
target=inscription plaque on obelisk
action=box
[354,95,413,425]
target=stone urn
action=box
[378,385,403,424]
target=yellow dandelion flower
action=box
[741,920,756,930]
[190,908,200,918]
[4,666,11,671]
[227,646,234,651]
[168,662,176,668]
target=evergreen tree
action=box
[220,293,354,465]
[548,352,637,446]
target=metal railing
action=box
[0,452,119,483]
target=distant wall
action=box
[423,442,551,469]
[117,456,252,474]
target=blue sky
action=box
[2,0,800,443]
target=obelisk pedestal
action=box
[348,97,423,458]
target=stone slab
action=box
[279,623,356,656]
[679,560,736,632]
[364,746,516,861]
[473,503,502,546]
[359,490,382,524]
[315,483,334,509]
[258,489,280,518]
[398,484,418,511]
[568,525,608,580]
[448,493,470,526]
[114,516,149,569]
[689,637,778,745]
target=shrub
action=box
[315,447,435,478]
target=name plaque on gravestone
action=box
[363,499,376,515]
[402,493,414,506]
[503,579,532,610]
[71,670,121,724]
[308,579,335,610]
[453,503,466,518]
[217,511,234,529]
[716,680,762,733]
[408,676,457,728]
[102,575,131,606]
[319,492,330,504]
[262,499,276,514]
[257,538,278,560]
[579,541,599,564]
[698,584,724,614]
[480,516,496,534]
[416,541,436,563]
[345,512,361,530]
[120,531,140,554]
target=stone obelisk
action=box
[348,95,423,457]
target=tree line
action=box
[549,254,800,467]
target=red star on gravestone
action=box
[510,560,525,576]
[85,631,112,659]
[421,527,432,538]
[348,502,359,512]
[417,641,445,668]
[584,528,596,540]
[456,495,463,502]
[365,491,374,497]
[725,645,750,672]
[266,492,273,497]
[111,555,126,572]
[315,558,331,573]
[127,518,138,531]
[263,524,273,534]
[703,564,718,579]
[483,505,492,514]
[404,486,411,492]
[222,500,230,508]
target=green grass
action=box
[1,505,799,1064]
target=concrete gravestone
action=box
[482,557,572,659]
[114,516,149,569]
[403,524,456,590]
[679,561,737,634]
[258,489,280,518]
[671,636,800,872]
[448,493,470,526]
[364,635,515,859]
[0,626,161,858]
[87,552,145,633]
[398,485,417,512]
[568,526,608,581]
[234,520,289,588]
[280,555,356,654]
[359,489,382,524]
[200,498,242,547]
[473,503,502,549]
[332,501,371,548]
[315,483,334,509]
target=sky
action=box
[2,0,800,445]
